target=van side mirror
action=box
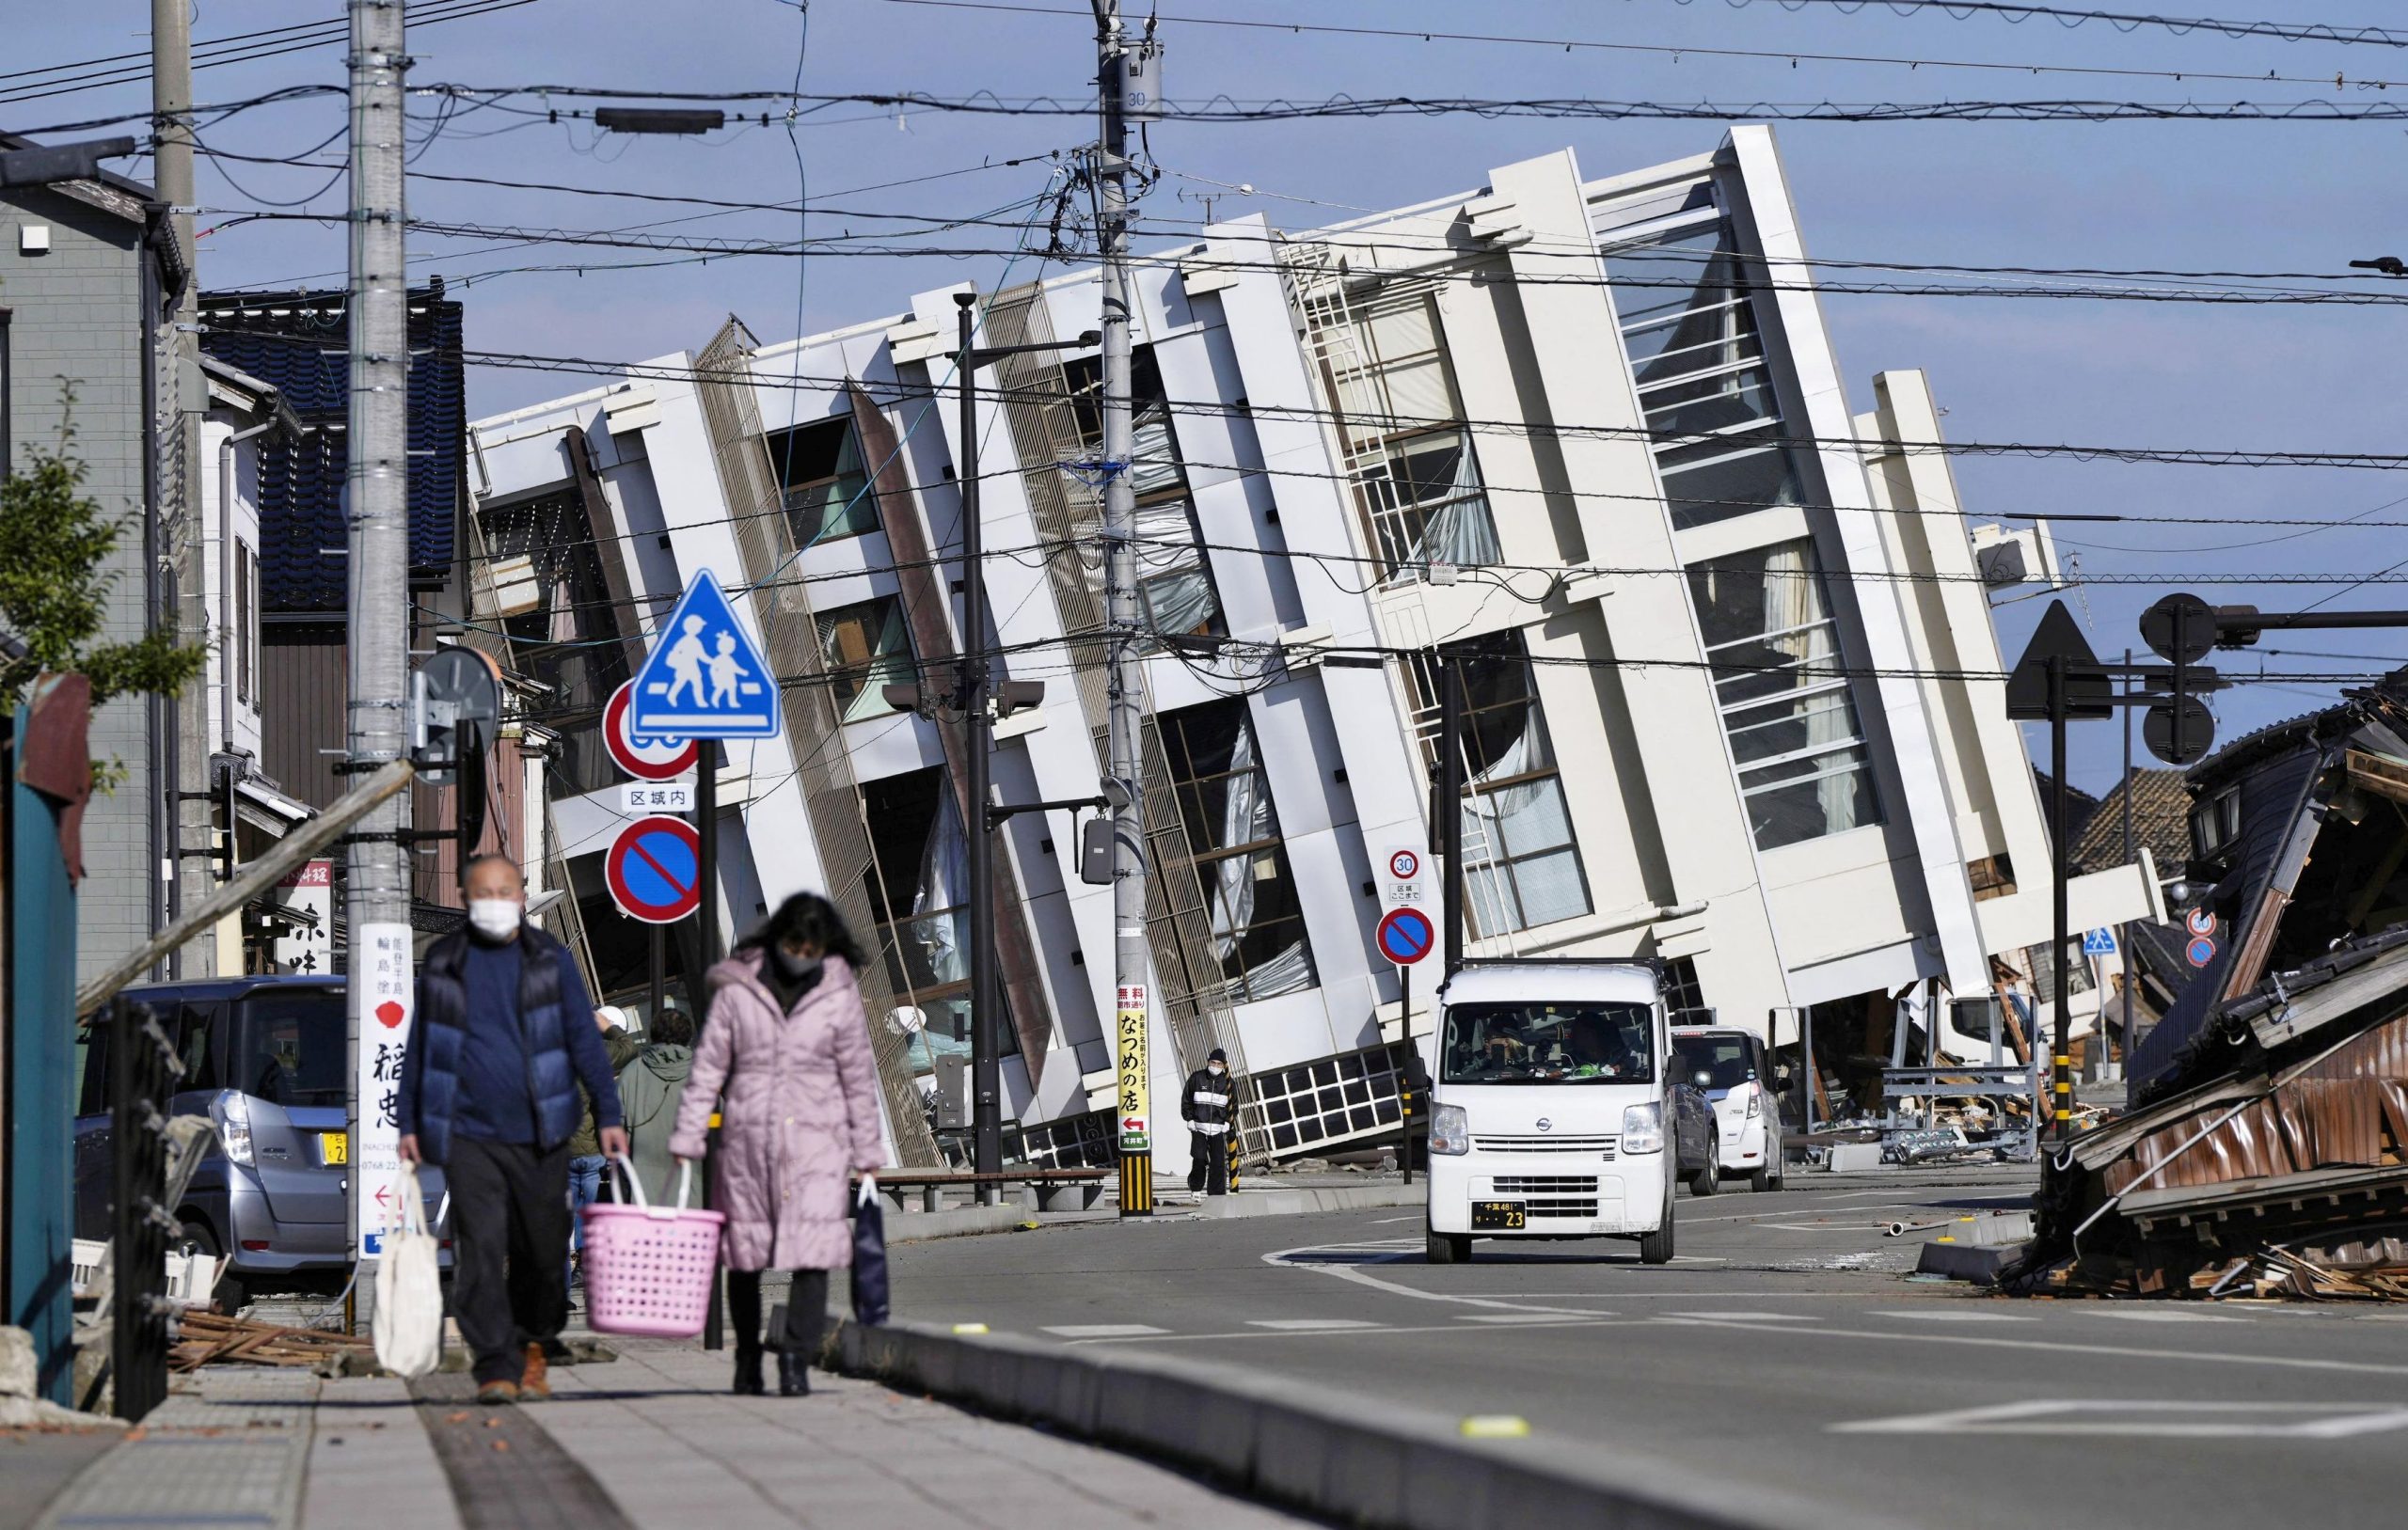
[1774,1064,1793,1084]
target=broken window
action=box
[477,487,633,796]
[814,595,913,724]
[764,414,877,548]
[1159,698,1318,1004]
[1062,347,1224,650]
[1308,289,1500,578]
[1602,212,1803,531]
[1402,633,1592,938]
[1686,539,1880,850]
[861,765,1006,1075]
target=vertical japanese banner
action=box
[355,922,415,1258]
[1115,983,1149,1153]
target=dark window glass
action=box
[231,988,348,1108]
[1439,1001,1656,1085]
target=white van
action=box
[1422,961,1711,1265]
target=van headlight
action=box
[1429,1103,1470,1157]
[214,1091,255,1166]
[1621,1102,1664,1155]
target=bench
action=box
[863,1167,1112,1214]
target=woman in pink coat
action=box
[671,892,885,1396]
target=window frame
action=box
[765,414,878,550]
[1157,698,1320,1005]
[813,593,916,724]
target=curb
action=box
[1185,1183,1422,1219]
[883,1205,1032,1244]
[834,1320,1918,1530]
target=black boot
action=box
[733,1347,766,1396]
[776,1349,810,1396]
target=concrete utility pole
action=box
[152,0,214,978]
[1094,0,1156,1216]
[343,0,413,1312]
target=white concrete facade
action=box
[470,129,2155,1168]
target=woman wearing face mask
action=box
[669,892,885,1396]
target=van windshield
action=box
[1440,1001,1655,1085]
[233,990,348,1108]
[1673,1033,1756,1092]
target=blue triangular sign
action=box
[626,569,782,740]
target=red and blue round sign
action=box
[606,815,703,924]
[2186,936,2217,969]
[604,680,700,782]
[1377,906,1435,967]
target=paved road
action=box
[889,1171,2408,1530]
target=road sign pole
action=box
[696,757,723,1349]
[2049,655,2073,1144]
[1399,961,1412,1188]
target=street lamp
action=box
[892,292,1097,1187]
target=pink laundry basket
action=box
[580,1159,724,1338]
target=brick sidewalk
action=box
[14,1344,1306,1530]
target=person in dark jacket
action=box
[1180,1049,1234,1196]
[398,853,626,1406]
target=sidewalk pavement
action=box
[11,1340,1309,1530]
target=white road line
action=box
[2087,1309,2254,1324]
[1869,1310,2037,1322]
[1056,1317,1630,1346]
[1663,1312,1819,1322]
[1457,1312,1601,1323]
[1834,1399,2408,1439]
[1663,1314,2408,1378]
[1245,1318,1386,1331]
[1041,1324,1169,1338]
[1264,1240,1616,1317]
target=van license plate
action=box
[1471,1201,1526,1231]
[320,1132,348,1165]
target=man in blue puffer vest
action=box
[399,852,626,1404]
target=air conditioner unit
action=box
[1968,521,2063,591]
[488,554,542,619]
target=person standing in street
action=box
[671,892,884,1397]
[565,1005,642,1293]
[1181,1049,1234,1196]
[398,853,626,1405]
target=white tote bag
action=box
[372,1165,444,1380]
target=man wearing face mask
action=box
[397,853,626,1405]
[1180,1049,1234,1197]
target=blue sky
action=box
[16,0,2408,792]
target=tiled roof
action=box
[198,287,462,612]
[2072,768,2193,875]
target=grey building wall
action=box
[2,181,157,986]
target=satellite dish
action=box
[411,646,502,788]
[886,1005,927,1036]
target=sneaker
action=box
[520,1342,550,1401]
[475,1380,520,1406]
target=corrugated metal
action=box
[259,622,347,809]
[691,320,939,1167]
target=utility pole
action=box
[342,0,412,1319]
[957,292,1002,1195]
[1095,0,1157,1217]
[2119,648,2134,1080]
[152,0,214,979]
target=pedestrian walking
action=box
[566,1005,642,1292]
[1181,1049,1234,1196]
[397,853,626,1406]
[671,892,884,1396]
[620,1002,694,1196]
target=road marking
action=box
[1833,1399,2408,1439]
[2086,1309,2254,1324]
[1245,1318,1386,1331]
[1660,1314,2408,1379]
[1663,1311,1819,1322]
[1265,1240,1624,1317]
[1056,1317,1632,1347]
[1457,1312,1602,1323]
[1041,1324,1169,1339]
[1869,1310,2037,1322]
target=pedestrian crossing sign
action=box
[626,569,782,740]
[2083,927,2117,957]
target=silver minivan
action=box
[74,975,447,1310]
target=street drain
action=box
[410,1374,633,1530]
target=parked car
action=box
[1671,1026,1787,1193]
[74,975,448,1310]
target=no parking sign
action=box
[606,816,704,924]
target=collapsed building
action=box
[2019,675,2408,1297]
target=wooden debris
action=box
[169,1312,373,1372]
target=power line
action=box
[1665,0,2408,50]
[879,0,2408,89]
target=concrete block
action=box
[1825,1143,1883,1174]
[0,1325,35,1398]
[1915,1239,2031,1286]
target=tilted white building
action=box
[466,127,2156,1172]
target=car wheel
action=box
[1426,1228,1473,1264]
[179,1218,246,1314]
[1639,1180,1675,1265]
[1751,1135,1781,1192]
[1688,1155,1718,1198]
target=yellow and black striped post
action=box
[1227,1131,1242,1194]
[1120,1149,1153,1213]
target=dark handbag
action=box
[850,1177,891,1326]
